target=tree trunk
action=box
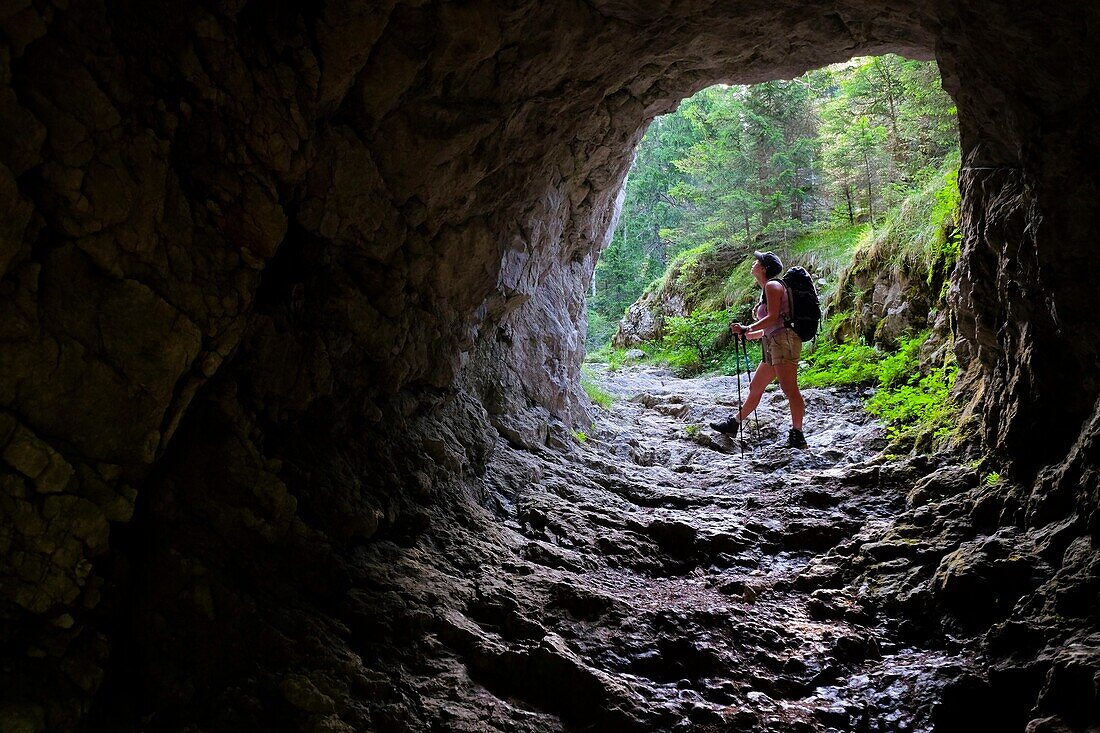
[791,169,803,221]
[863,153,875,227]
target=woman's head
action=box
[753,251,783,279]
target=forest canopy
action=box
[587,55,959,347]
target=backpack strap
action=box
[768,277,795,328]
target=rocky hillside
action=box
[829,158,961,351]
[613,240,749,347]
[614,159,960,357]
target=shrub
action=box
[788,223,871,277]
[875,333,925,388]
[585,346,630,371]
[866,359,958,444]
[585,309,618,350]
[861,331,958,445]
[799,329,959,447]
[800,338,881,387]
[660,308,734,375]
[716,340,759,377]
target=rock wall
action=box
[832,266,942,348]
[613,288,689,349]
[940,3,1100,475]
[0,0,1098,730]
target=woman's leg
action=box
[774,362,804,431]
[737,362,775,422]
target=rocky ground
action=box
[338,364,1100,733]
[81,362,1096,733]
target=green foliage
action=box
[828,153,961,341]
[713,339,758,377]
[587,110,699,346]
[670,80,822,254]
[875,333,924,388]
[581,367,614,409]
[801,329,960,447]
[572,430,588,443]
[585,309,618,350]
[668,242,717,291]
[660,309,733,374]
[983,471,1002,486]
[926,158,963,291]
[607,349,628,371]
[789,224,871,274]
[848,152,961,275]
[866,357,958,444]
[801,339,882,387]
[585,345,632,372]
[695,258,758,313]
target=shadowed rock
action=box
[0,2,1099,731]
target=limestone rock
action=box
[0,2,1098,731]
[614,291,688,348]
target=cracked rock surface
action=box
[2,2,1099,730]
[258,365,1089,733]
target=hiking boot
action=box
[709,414,741,435]
[787,428,808,449]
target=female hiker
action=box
[709,251,807,448]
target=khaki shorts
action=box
[761,328,802,366]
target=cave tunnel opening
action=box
[2,2,1099,733]
[582,53,963,453]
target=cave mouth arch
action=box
[3,3,1099,732]
[448,2,1094,480]
[460,15,946,447]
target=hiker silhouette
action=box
[709,251,808,450]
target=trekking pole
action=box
[733,331,745,459]
[743,333,761,445]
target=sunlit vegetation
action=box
[585,54,963,450]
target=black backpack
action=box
[772,267,821,341]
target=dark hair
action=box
[753,250,783,279]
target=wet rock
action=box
[1024,717,1077,733]
[807,590,865,623]
[832,632,881,663]
[783,518,855,552]
[794,560,847,591]
[1033,639,1100,730]
[1044,536,1100,620]
[280,674,336,715]
[929,529,1050,627]
[906,465,980,508]
[549,582,615,621]
[984,620,1050,658]
[799,487,842,508]
[931,673,1023,733]
[614,293,687,348]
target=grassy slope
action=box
[593,155,963,452]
